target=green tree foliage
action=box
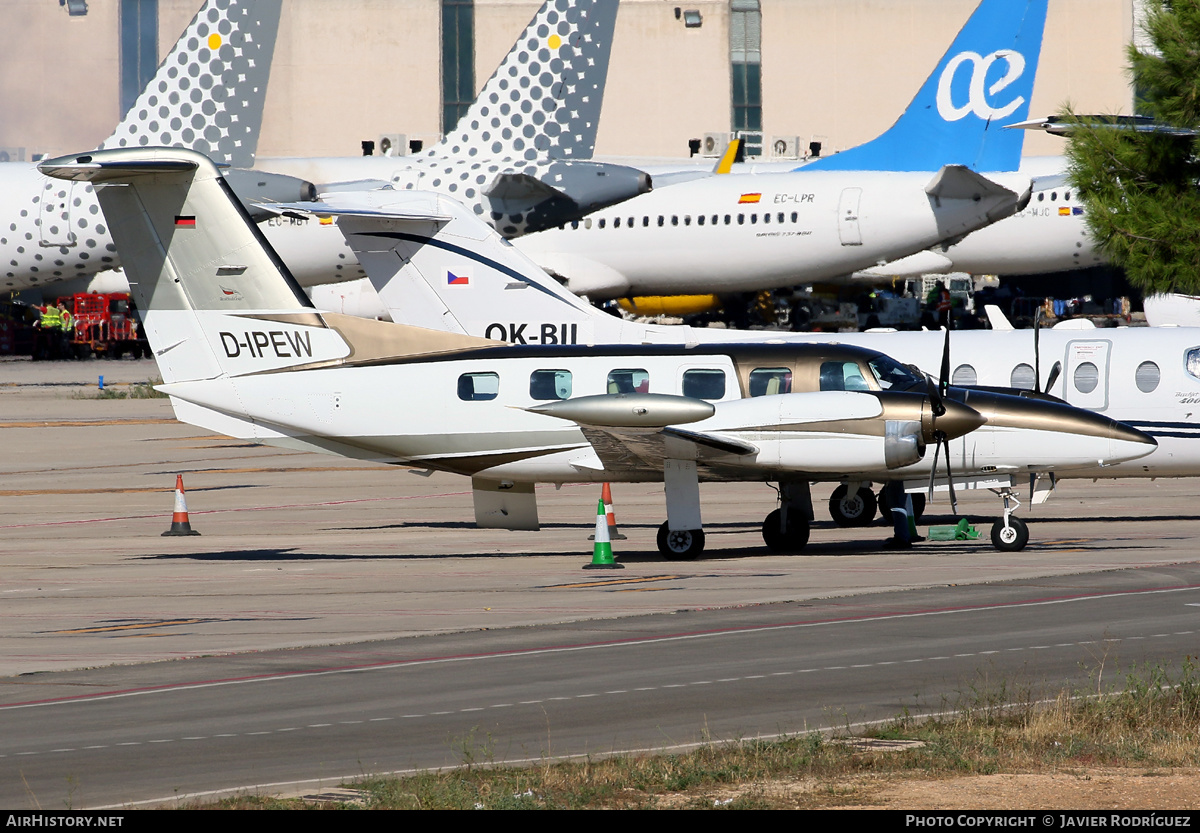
[1065,0,1200,294]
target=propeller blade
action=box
[1045,360,1062,393]
[927,433,941,501]
[939,325,951,400]
[943,435,958,514]
[1033,307,1043,393]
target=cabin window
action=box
[628,217,634,228]
[749,367,792,397]
[778,212,785,223]
[530,369,572,400]
[584,218,592,229]
[724,214,732,225]
[684,215,692,226]
[1010,363,1036,390]
[819,361,871,392]
[671,215,679,226]
[613,217,621,228]
[458,372,499,401]
[682,368,726,400]
[750,213,758,224]
[790,212,798,222]
[1135,361,1160,393]
[598,218,606,229]
[1073,361,1099,394]
[570,220,579,230]
[643,216,650,227]
[737,213,745,225]
[952,364,978,386]
[698,215,706,226]
[763,213,770,224]
[608,368,650,394]
[657,216,665,227]
[1037,193,1044,202]
[1064,191,1071,201]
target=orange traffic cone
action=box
[588,482,627,541]
[162,474,201,536]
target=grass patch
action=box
[73,378,167,399]
[195,660,1200,809]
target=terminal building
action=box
[0,0,1146,165]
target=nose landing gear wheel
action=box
[990,516,1029,552]
[761,509,810,553]
[828,485,878,527]
[657,521,705,560]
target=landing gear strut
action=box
[989,486,1029,551]
[762,481,813,553]
[657,459,706,560]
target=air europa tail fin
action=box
[100,0,281,168]
[430,0,619,162]
[804,0,1048,173]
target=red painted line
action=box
[4,579,1198,711]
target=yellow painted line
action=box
[1,418,177,428]
[544,575,681,590]
[53,619,210,635]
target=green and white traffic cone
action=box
[583,497,623,570]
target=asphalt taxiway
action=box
[2,357,1199,806]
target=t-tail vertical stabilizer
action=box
[804,0,1048,173]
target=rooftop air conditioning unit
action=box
[700,132,730,157]
[771,136,800,159]
[378,134,407,157]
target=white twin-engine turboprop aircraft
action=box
[38,148,1155,559]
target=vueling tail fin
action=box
[432,0,619,161]
[804,0,1048,173]
[100,0,281,168]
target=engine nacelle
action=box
[224,168,318,223]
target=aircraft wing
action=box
[528,393,758,475]
[575,425,758,475]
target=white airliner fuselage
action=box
[510,167,1022,298]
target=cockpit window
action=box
[820,361,872,391]
[1187,348,1200,382]
[866,355,923,391]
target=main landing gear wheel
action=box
[761,509,810,553]
[828,485,877,528]
[877,490,926,523]
[657,521,705,560]
[990,516,1029,552]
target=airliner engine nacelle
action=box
[223,169,318,223]
[485,161,651,236]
